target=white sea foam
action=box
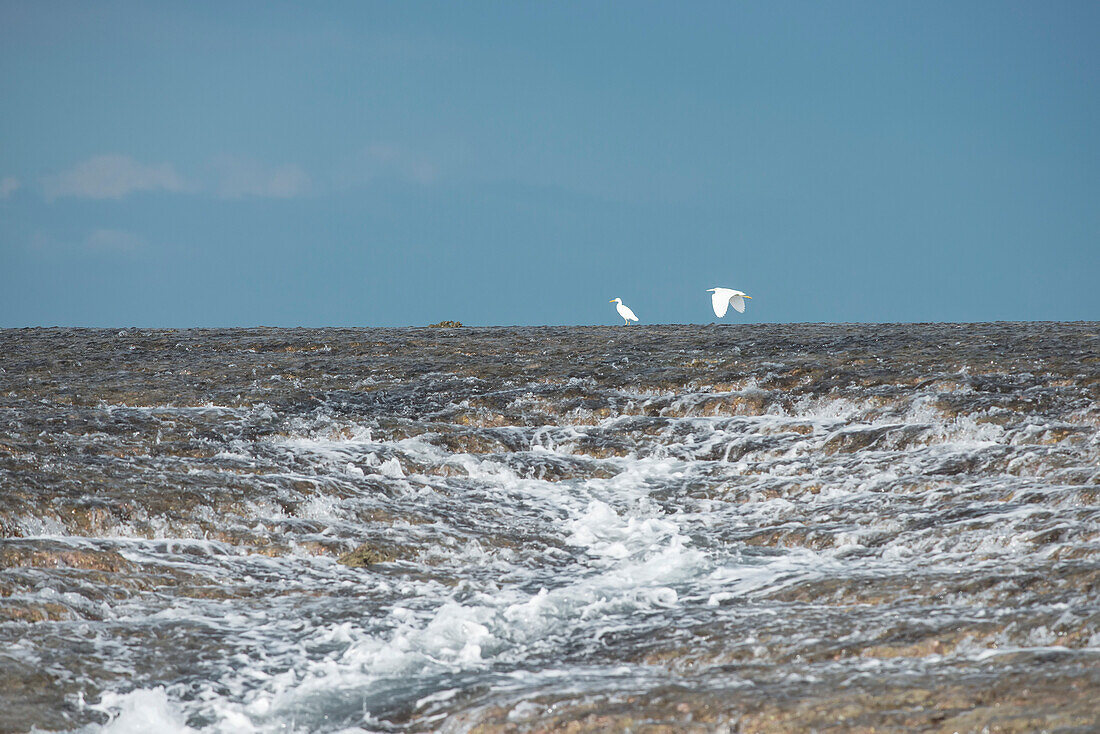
[95,687,197,734]
[103,422,735,732]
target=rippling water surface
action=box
[2,324,1098,733]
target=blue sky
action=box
[2,1,1098,326]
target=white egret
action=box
[707,287,752,318]
[609,298,639,325]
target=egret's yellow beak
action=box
[608,299,615,303]
[744,295,752,299]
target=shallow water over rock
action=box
[1,323,1098,732]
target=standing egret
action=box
[609,298,639,325]
[707,288,752,318]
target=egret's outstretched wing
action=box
[711,290,730,318]
[729,294,746,313]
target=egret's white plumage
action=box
[609,298,638,325]
[707,287,752,317]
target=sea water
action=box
[1,324,1097,732]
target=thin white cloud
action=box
[361,143,438,184]
[35,150,431,202]
[27,228,147,255]
[41,155,188,200]
[212,157,312,199]
[0,176,20,198]
[85,228,146,253]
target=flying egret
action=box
[609,298,639,325]
[707,287,752,318]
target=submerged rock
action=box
[454,672,1100,734]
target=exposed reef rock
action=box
[338,542,405,567]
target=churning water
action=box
[1,324,1098,732]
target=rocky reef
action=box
[0,323,1097,732]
